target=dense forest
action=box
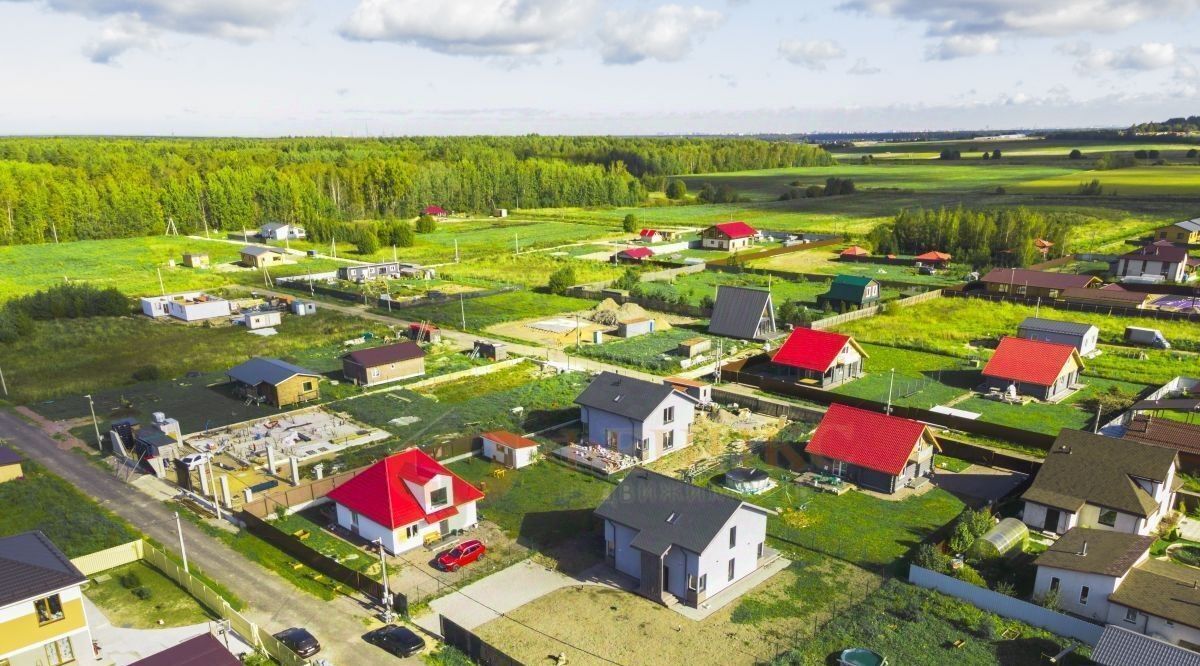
[866,207,1069,268]
[0,136,831,245]
[1129,116,1200,135]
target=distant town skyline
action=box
[2,0,1199,135]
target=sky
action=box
[1,0,1199,136]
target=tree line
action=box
[866,207,1070,268]
[0,136,831,246]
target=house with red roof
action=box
[839,246,870,262]
[914,251,952,267]
[614,246,655,263]
[638,229,662,243]
[806,404,941,494]
[770,328,868,388]
[326,448,484,554]
[982,336,1085,401]
[700,221,757,252]
[423,205,448,218]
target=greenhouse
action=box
[974,517,1028,559]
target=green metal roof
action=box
[822,275,879,304]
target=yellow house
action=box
[0,532,96,666]
[1156,219,1200,245]
[0,447,21,484]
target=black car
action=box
[365,624,427,658]
[274,627,321,658]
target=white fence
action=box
[909,565,1104,645]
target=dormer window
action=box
[666,512,679,524]
[430,487,449,508]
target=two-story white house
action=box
[326,448,484,554]
[596,469,772,608]
[0,531,98,666]
[575,372,698,463]
[1022,430,1180,536]
[258,222,306,241]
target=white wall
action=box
[170,298,231,321]
[696,505,768,599]
[1032,566,1122,622]
[606,520,642,580]
[334,503,398,553]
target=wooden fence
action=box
[808,289,943,330]
[439,615,523,666]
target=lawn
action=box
[746,246,972,286]
[1014,166,1200,195]
[440,252,625,290]
[0,457,139,557]
[271,507,380,577]
[387,290,594,330]
[829,343,972,409]
[575,327,721,373]
[772,579,1092,666]
[10,311,393,405]
[84,560,215,628]
[635,270,901,308]
[956,377,1149,436]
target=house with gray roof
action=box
[707,285,776,340]
[1156,218,1200,246]
[1017,317,1100,356]
[1094,625,1200,666]
[1022,429,1179,536]
[575,372,698,463]
[239,245,288,268]
[0,531,95,666]
[227,357,322,408]
[596,469,771,607]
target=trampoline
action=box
[839,648,888,666]
[724,467,775,494]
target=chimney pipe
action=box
[1080,541,1088,557]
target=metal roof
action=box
[1017,317,1098,337]
[0,531,87,607]
[0,446,21,466]
[574,372,686,422]
[343,342,425,367]
[130,632,242,666]
[708,286,774,340]
[595,470,755,554]
[227,357,320,386]
[1094,625,1200,666]
[1171,219,1200,233]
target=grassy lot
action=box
[636,270,902,308]
[84,560,215,628]
[745,245,971,286]
[830,343,972,409]
[10,311,392,405]
[1014,166,1200,195]
[387,290,594,330]
[772,579,1092,666]
[956,376,1149,435]
[575,327,720,373]
[440,253,625,290]
[272,507,379,577]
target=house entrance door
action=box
[662,563,671,596]
[1044,509,1060,532]
[439,520,450,537]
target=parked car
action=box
[274,627,320,658]
[178,452,211,470]
[436,539,486,571]
[364,624,426,658]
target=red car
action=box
[436,539,486,571]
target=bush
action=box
[355,229,380,254]
[954,564,987,587]
[949,521,975,554]
[622,213,639,233]
[1189,148,1199,158]
[978,615,1002,639]
[1076,179,1103,195]
[131,364,163,382]
[612,268,640,291]
[914,543,951,573]
[993,581,1016,597]
[939,149,962,160]
[1069,149,1083,159]
[119,571,143,589]
[665,179,687,200]
[1038,587,1061,610]
[8,283,129,321]
[415,214,437,234]
[132,586,152,600]
[699,294,714,310]
[547,265,577,295]
[823,177,856,196]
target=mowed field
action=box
[1013,166,1200,195]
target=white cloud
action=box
[1063,41,1178,72]
[598,5,723,65]
[841,0,1200,37]
[777,39,845,70]
[340,0,595,57]
[14,0,300,42]
[847,57,880,75]
[82,16,162,64]
[925,35,1000,60]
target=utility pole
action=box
[207,461,222,521]
[0,364,9,397]
[459,293,466,330]
[175,512,189,574]
[1094,403,1103,434]
[84,394,102,451]
[157,267,166,296]
[886,368,896,415]
[454,238,460,263]
[376,539,395,623]
[392,244,398,263]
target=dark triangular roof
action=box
[708,285,774,340]
[0,531,87,607]
[574,372,688,421]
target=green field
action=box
[1014,166,1200,195]
[393,290,594,330]
[638,271,857,308]
[84,560,215,628]
[830,344,971,409]
[576,327,718,373]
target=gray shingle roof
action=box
[574,372,682,422]
[1022,430,1177,518]
[1017,317,1098,337]
[1110,559,1200,631]
[1034,528,1153,576]
[259,222,288,232]
[227,357,320,387]
[0,531,87,607]
[1174,219,1200,233]
[595,469,749,554]
[1094,625,1200,666]
[708,286,774,340]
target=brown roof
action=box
[343,341,425,367]
[481,431,538,450]
[1124,415,1200,455]
[1119,241,1191,264]
[1061,286,1149,305]
[130,633,241,666]
[1034,527,1153,577]
[1110,559,1200,630]
[981,268,1100,290]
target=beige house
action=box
[182,253,210,269]
[227,357,321,408]
[239,246,287,269]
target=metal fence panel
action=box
[70,540,144,576]
[439,615,524,666]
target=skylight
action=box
[666,512,679,524]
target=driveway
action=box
[412,560,585,634]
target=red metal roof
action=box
[982,336,1081,387]
[840,246,870,257]
[639,229,658,237]
[481,430,538,450]
[619,247,654,260]
[915,251,952,262]
[708,221,757,239]
[326,448,484,530]
[772,328,858,373]
[806,404,931,476]
[423,205,447,216]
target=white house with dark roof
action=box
[575,372,698,463]
[596,469,771,607]
[1017,317,1100,357]
[1094,625,1200,666]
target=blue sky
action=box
[1,0,1199,135]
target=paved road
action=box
[0,410,419,665]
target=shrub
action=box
[8,283,129,321]
[699,294,715,310]
[355,229,380,254]
[612,268,640,291]
[804,185,824,198]
[547,265,577,295]
[665,179,687,200]
[823,177,855,196]
[978,615,1002,639]
[1076,179,1103,195]
[954,564,986,587]
[965,509,994,539]
[132,586,152,600]
[415,214,437,234]
[1069,149,1083,159]
[622,213,638,233]
[119,571,143,589]
[131,364,163,382]
[1037,587,1061,610]
[914,543,951,573]
[993,581,1016,597]
[949,521,975,554]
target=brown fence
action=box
[711,387,825,423]
[239,511,406,615]
[241,467,369,519]
[439,615,523,666]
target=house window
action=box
[1098,509,1118,527]
[1050,577,1060,592]
[663,430,675,451]
[1048,290,1059,299]
[663,406,675,424]
[698,574,707,591]
[44,638,74,666]
[728,558,736,581]
[996,284,1009,293]
[405,524,420,539]
[34,594,64,624]
[1079,586,1089,605]
[1124,608,1138,623]
[757,542,764,559]
[606,541,615,558]
[430,488,449,508]
[606,430,618,448]
[729,526,737,549]
[371,369,381,378]
[302,381,314,392]
[351,512,359,528]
